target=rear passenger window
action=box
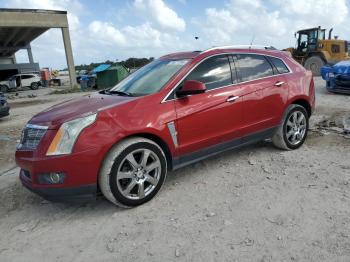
[235,54,273,82]
[183,55,232,90]
[269,57,290,74]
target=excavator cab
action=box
[295,27,325,56]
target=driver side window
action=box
[182,55,232,91]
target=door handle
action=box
[274,81,285,87]
[226,96,239,102]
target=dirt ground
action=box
[0,78,350,262]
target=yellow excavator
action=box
[284,26,350,76]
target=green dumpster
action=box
[96,65,129,89]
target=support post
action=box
[61,27,77,87]
[27,44,34,64]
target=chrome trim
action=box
[226,96,239,102]
[201,45,276,54]
[274,81,285,87]
[161,52,293,104]
[25,124,48,130]
[167,121,178,147]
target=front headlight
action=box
[328,72,335,78]
[46,113,97,156]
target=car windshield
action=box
[109,59,189,96]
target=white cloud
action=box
[197,0,350,49]
[198,0,287,47]
[4,0,350,69]
[134,0,186,32]
[201,8,239,44]
[275,0,348,26]
[88,21,127,46]
[86,21,192,59]
[6,0,188,68]
[123,23,163,47]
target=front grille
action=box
[335,75,350,88]
[18,124,48,150]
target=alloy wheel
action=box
[116,149,161,200]
[285,111,307,145]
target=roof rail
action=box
[201,45,277,53]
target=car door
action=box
[21,75,32,87]
[234,54,288,135]
[173,54,244,158]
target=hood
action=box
[332,60,350,75]
[29,92,136,129]
[321,61,350,81]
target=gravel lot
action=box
[0,78,350,262]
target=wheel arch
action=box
[101,132,173,174]
[126,133,173,171]
[96,132,173,196]
[289,98,312,117]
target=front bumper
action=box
[326,77,350,94]
[321,67,350,94]
[16,146,106,202]
[0,105,9,117]
[20,171,96,202]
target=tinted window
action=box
[269,57,289,74]
[21,75,34,79]
[184,55,232,90]
[235,54,273,82]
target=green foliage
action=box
[73,57,155,72]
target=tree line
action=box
[72,57,155,72]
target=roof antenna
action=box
[249,35,255,49]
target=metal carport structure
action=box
[0,8,77,86]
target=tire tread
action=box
[99,137,167,208]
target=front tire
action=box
[99,137,167,208]
[272,104,309,150]
[304,56,325,76]
[30,82,39,90]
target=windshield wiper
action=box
[108,90,133,97]
[100,89,133,97]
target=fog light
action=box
[38,172,65,184]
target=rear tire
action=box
[272,104,309,150]
[99,137,167,208]
[304,56,325,76]
[30,82,39,90]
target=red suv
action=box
[16,46,315,207]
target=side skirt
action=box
[172,126,278,170]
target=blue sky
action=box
[2,0,350,69]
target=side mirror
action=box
[176,80,206,97]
